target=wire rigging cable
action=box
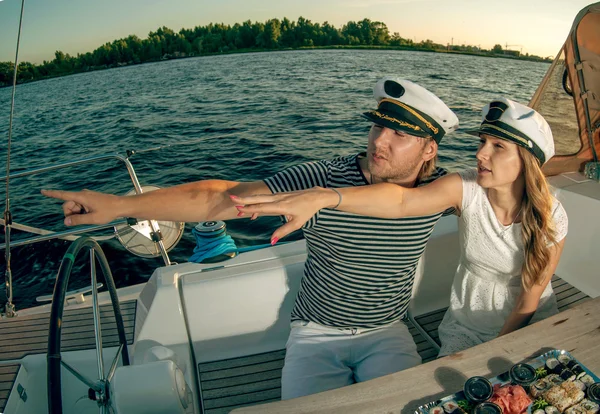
[3,0,27,318]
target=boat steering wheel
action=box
[47,237,130,414]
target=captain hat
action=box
[468,97,554,164]
[362,77,459,143]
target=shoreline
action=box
[0,46,551,88]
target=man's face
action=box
[367,124,433,181]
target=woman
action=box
[233,97,568,356]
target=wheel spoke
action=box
[106,344,123,383]
[48,238,130,414]
[60,360,102,392]
[90,249,105,380]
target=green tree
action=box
[371,21,390,45]
[295,17,316,47]
[256,19,281,49]
[0,61,14,86]
[279,18,296,47]
[0,16,544,86]
[341,21,361,44]
[418,39,436,50]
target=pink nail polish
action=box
[229,195,240,200]
[237,212,244,217]
[235,205,244,209]
[271,237,279,245]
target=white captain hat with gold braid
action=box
[468,97,554,164]
[362,77,459,143]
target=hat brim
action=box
[362,111,431,139]
[466,128,518,142]
[466,127,546,164]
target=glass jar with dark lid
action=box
[473,402,502,414]
[509,363,537,387]
[464,377,494,403]
[587,383,600,404]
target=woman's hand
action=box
[231,187,339,243]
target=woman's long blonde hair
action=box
[518,147,557,291]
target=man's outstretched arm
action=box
[42,180,270,226]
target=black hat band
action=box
[365,99,445,143]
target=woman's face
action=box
[475,134,524,189]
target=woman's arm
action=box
[326,172,462,218]
[498,239,566,336]
[234,172,463,241]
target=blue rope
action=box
[188,226,283,263]
[188,226,237,263]
[238,244,275,253]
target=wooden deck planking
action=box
[233,298,600,413]
[0,300,136,362]
[0,364,20,412]
[196,276,589,413]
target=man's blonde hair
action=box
[417,137,437,182]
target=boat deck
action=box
[0,300,137,412]
[196,275,591,414]
[0,278,589,413]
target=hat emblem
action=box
[383,80,405,98]
[484,101,507,123]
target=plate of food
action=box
[415,350,600,414]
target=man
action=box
[42,77,458,399]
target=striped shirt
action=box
[264,153,450,329]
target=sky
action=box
[0,0,594,64]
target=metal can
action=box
[509,363,537,387]
[464,376,494,404]
[473,402,502,414]
[587,383,600,404]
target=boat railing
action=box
[0,152,174,263]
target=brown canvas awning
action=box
[535,2,600,176]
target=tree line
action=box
[0,17,550,86]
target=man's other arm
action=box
[42,180,270,226]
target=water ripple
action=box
[0,49,549,309]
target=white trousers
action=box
[281,319,421,400]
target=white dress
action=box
[437,169,569,357]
